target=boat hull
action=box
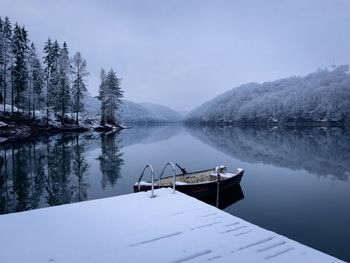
[134,169,244,198]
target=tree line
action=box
[186,66,350,125]
[0,16,123,126]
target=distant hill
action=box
[82,97,183,124]
[186,66,350,125]
[119,101,183,124]
[82,95,100,116]
[139,103,183,122]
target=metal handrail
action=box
[137,164,156,198]
[158,162,176,193]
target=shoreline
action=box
[0,112,125,142]
[184,120,350,128]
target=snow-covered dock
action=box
[0,188,342,263]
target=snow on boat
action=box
[133,162,244,198]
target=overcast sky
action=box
[2,0,350,111]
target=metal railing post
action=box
[159,162,176,194]
[137,164,156,198]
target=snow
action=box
[0,121,8,127]
[0,103,20,113]
[137,181,153,186]
[0,188,342,263]
[0,103,100,128]
[210,172,236,178]
[186,66,350,124]
[174,181,188,185]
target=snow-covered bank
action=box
[0,103,125,140]
[0,188,342,263]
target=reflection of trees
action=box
[46,136,73,206]
[30,142,46,209]
[187,126,350,181]
[0,134,92,214]
[98,133,124,189]
[0,131,127,215]
[72,135,89,202]
[0,140,47,214]
[13,147,29,211]
[0,154,5,212]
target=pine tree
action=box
[0,17,4,104]
[12,24,29,112]
[43,38,52,121]
[28,42,44,118]
[98,69,123,125]
[98,69,107,125]
[105,69,123,124]
[1,17,12,112]
[71,52,88,125]
[43,38,60,121]
[50,40,60,114]
[56,42,71,123]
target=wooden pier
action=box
[0,188,343,262]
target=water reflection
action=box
[2,125,349,214]
[196,184,244,209]
[187,126,350,181]
[98,132,124,189]
[119,124,184,147]
[0,133,124,214]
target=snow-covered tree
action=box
[0,17,13,112]
[43,38,60,120]
[56,42,71,123]
[186,66,350,125]
[98,69,123,125]
[12,24,29,112]
[98,69,107,125]
[71,52,88,125]
[0,17,3,105]
[28,42,44,118]
[42,37,53,120]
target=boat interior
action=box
[159,166,236,186]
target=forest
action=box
[186,66,350,126]
[0,16,123,129]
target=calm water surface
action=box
[0,125,349,261]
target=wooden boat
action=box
[134,165,244,198]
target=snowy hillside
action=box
[186,66,350,125]
[82,97,183,124]
[82,96,100,116]
[140,103,183,122]
[119,101,183,124]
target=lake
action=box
[0,125,349,261]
